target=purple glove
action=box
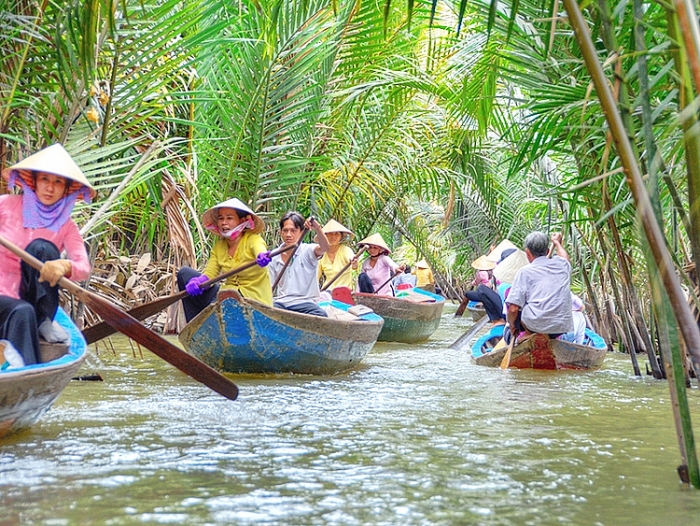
[185,274,209,296]
[256,251,271,267]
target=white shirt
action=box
[268,243,321,307]
[506,255,573,334]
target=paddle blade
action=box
[500,338,515,369]
[80,291,239,400]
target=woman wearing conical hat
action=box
[318,219,355,290]
[353,233,404,296]
[412,259,436,293]
[176,197,272,322]
[0,144,95,366]
[464,254,505,326]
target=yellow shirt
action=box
[318,245,354,289]
[414,267,434,288]
[203,232,273,305]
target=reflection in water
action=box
[2,307,700,525]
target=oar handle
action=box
[0,235,79,294]
[320,245,366,292]
[200,243,295,290]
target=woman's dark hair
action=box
[279,211,305,230]
[404,265,411,273]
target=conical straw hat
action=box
[471,255,497,270]
[415,259,429,269]
[2,144,96,199]
[493,249,529,283]
[322,219,354,238]
[201,197,264,234]
[359,233,391,254]
[486,239,517,262]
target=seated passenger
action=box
[0,144,95,366]
[413,259,435,293]
[177,198,271,322]
[268,212,329,317]
[505,231,573,342]
[353,233,403,295]
[464,255,504,325]
[393,265,417,289]
[559,293,586,344]
[318,219,355,291]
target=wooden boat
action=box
[178,290,384,375]
[466,301,486,321]
[472,326,607,370]
[0,308,86,438]
[351,288,445,343]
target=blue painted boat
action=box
[472,327,608,370]
[466,300,486,321]
[178,290,384,375]
[352,288,445,343]
[0,308,86,438]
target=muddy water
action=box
[1,307,700,525]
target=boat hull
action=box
[179,290,384,375]
[0,308,86,438]
[352,289,445,343]
[466,301,486,322]
[472,329,607,370]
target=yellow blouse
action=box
[414,266,434,288]
[202,232,273,305]
[318,245,355,289]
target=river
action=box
[1,306,700,525]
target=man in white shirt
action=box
[506,231,573,341]
[268,212,330,317]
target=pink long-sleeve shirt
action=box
[0,194,90,299]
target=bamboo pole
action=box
[563,0,700,486]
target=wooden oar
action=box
[372,269,402,295]
[0,234,239,401]
[449,315,489,351]
[320,245,366,292]
[499,337,516,369]
[82,243,296,344]
[271,219,312,291]
[454,295,469,317]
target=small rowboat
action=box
[351,288,445,343]
[472,326,607,370]
[466,301,486,321]
[0,308,86,438]
[179,290,384,375]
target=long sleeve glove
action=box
[39,259,72,287]
[185,274,209,296]
[256,251,271,267]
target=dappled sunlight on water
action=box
[2,305,700,525]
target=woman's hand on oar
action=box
[82,244,296,344]
[0,234,239,400]
[320,245,366,292]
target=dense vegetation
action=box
[3,0,700,372]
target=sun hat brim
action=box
[322,219,354,238]
[1,144,96,199]
[471,255,497,271]
[359,233,391,254]
[201,197,264,234]
[493,249,529,283]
